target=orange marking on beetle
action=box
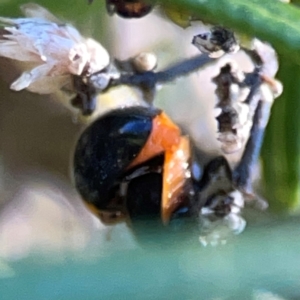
[127,112,190,224]
[129,112,181,168]
[161,136,191,224]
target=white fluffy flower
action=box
[0,3,110,93]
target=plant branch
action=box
[112,53,214,89]
[233,100,272,195]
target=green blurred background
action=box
[1,0,300,299]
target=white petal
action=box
[68,43,89,75]
[20,3,62,24]
[0,17,16,25]
[63,25,84,44]
[0,4,110,94]
[10,63,54,91]
[85,38,110,73]
[33,35,71,62]
[26,75,71,94]
[0,41,40,61]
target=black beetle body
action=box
[74,106,159,210]
[73,106,238,225]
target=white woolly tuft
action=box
[0,4,110,94]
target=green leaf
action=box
[154,0,300,61]
[262,60,300,212]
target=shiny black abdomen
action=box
[127,172,162,219]
[73,106,160,209]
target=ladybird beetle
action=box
[73,106,240,226]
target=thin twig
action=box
[112,53,214,88]
[233,100,272,194]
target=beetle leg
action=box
[233,100,271,195]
